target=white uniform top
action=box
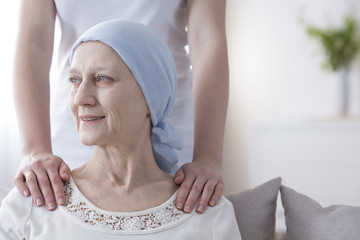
[51,0,194,169]
[0,178,242,239]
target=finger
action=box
[175,174,196,210]
[59,161,71,181]
[196,180,217,214]
[14,173,30,197]
[174,167,185,184]
[183,177,207,213]
[208,182,224,207]
[24,171,44,207]
[47,169,66,205]
[34,170,56,211]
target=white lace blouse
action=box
[0,178,242,239]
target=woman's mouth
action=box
[80,115,105,122]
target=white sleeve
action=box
[212,197,242,240]
[0,187,10,206]
[0,188,32,240]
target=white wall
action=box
[224,0,360,194]
[0,1,359,195]
[0,1,20,188]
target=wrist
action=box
[193,132,225,168]
[192,152,223,169]
[21,144,53,158]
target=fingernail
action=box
[210,200,216,206]
[47,202,55,210]
[63,173,69,179]
[36,198,43,206]
[176,202,183,209]
[23,190,29,197]
[58,198,65,205]
[197,205,204,213]
[184,205,191,213]
[175,177,182,184]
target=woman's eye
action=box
[69,77,81,86]
[98,75,109,82]
[97,75,113,85]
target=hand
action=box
[14,153,71,211]
[174,160,224,214]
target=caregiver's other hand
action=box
[14,153,70,211]
[174,160,224,214]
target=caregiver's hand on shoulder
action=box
[174,159,224,214]
[14,153,71,211]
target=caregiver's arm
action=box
[13,0,70,210]
[175,0,229,213]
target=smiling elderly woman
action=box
[0,20,241,239]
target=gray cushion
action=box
[227,177,281,240]
[281,185,360,240]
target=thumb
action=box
[59,161,71,181]
[174,167,185,184]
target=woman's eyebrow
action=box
[69,68,80,75]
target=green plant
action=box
[305,14,360,71]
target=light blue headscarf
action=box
[69,20,184,174]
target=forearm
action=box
[187,0,229,166]
[192,40,229,166]
[13,44,52,155]
[13,0,56,156]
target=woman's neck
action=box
[71,140,178,212]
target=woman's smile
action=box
[80,115,106,124]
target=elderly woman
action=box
[0,20,241,239]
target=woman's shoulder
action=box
[189,196,242,238]
[0,187,10,205]
[209,196,236,213]
[0,187,33,238]
[0,187,33,219]
[194,196,238,226]
[1,187,32,208]
[189,196,236,222]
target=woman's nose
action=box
[73,80,97,106]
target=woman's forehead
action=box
[75,41,119,58]
[71,41,128,71]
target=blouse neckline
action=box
[61,177,193,234]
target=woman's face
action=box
[69,41,150,146]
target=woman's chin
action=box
[79,136,99,146]
[81,141,94,146]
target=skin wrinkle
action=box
[70,42,150,148]
[68,41,178,210]
[13,0,228,214]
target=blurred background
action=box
[1,0,360,234]
[224,0,360,193]
[223,0,360,233]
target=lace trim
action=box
[63,180,186,232]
